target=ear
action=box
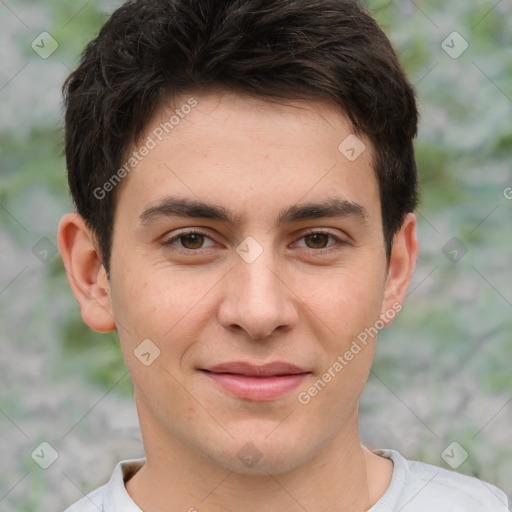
[57,212,116,332]
[380,213,418,325]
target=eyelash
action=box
[162,229,347,255]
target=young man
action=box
[58,0,509,510]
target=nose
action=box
[217,247,299,340]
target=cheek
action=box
[298,269,384,420]
[110,264,219,358]
[295,262,385,403]
[300,262,386,338]
[114,266,180,323]
[110,269,210,403]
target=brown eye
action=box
[304,232,330,249]
[179,233,205,249]
[163,230,216,253]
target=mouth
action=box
[199,361,311,401]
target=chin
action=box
[203,430,316,476]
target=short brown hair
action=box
[62,0,418,275]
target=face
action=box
[59,91,417,475]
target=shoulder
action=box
[373,449,509,512]
[63,484,107,512]
[62,458,145,512]
[406,458,509,511]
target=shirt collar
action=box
[102,450,404,511]
[103,458,145,511]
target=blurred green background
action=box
[0,0,511,510]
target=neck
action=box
[126,403,392,512]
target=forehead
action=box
[114,91,381,226]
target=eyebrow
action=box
[139,196,369,227]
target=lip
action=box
[200,361,311,401]
[204,361,309,376]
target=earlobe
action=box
[380,213,418,323]
[57,212,117,333]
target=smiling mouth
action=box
[199,361,311,401]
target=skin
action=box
[58,91,418,512]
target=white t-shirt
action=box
[63,448,509,511]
